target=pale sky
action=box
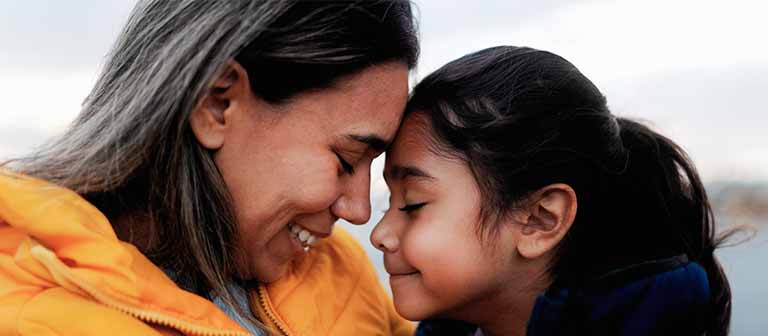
[2,0,768,207]
[2,0,766,222]
[1,0,766,182]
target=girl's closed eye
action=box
[398,202,426,213]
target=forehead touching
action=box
[332,62,408,149]
[384,112,464,186]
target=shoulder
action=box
[10,287,164,336]
[262,226,414,335]
[265,226,378,304]
[283,226,379,293]
[312,225,370,269]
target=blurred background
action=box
[1,0,766,334]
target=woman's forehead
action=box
[326,62,409,141]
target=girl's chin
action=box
[393,302,434,322]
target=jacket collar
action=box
[528,255,711,336]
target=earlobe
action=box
[189,60,250,150]
[190,101,227,150]
[516,184,577,260]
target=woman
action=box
[372,46,733,335]
[0,1,418,335]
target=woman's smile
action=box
[287,222,328,253]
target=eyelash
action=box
[398,202,426,213]
[335,153,355,174]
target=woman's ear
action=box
[189,60,250,150]
[516,183,577,260]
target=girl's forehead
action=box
[387,115,433,164]
[384,115,471,186]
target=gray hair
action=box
[9,0,418,329]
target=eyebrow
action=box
[384,164,435,182]
[346,134,390,152]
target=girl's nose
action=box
[370,217,399,253]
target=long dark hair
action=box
[407,46,731,335]
[11,0,418,328]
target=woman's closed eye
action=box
[398,202,426,213]
[335,152,355,174]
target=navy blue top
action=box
[416,255,711,336]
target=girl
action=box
[371,46,733,336]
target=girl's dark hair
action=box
[407,46,731,335]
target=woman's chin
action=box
[247,261,290,284]
[237,250,295,284]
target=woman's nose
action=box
[370,215,399,253]
[330,171,372,225]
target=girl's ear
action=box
[515,183,577,260]
[189,60,250,150]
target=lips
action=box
[390,271,420,279]
[384,258,420,277]
[389,271,421,287]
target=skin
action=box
[191,61,409,283]
[371,113,577,336]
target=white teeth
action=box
[299,229,311,242]
[289,223,319,247]
[290,224,301,234]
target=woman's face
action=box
[370,113,523,321]
[214,62,408,282]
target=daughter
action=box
[371,46,732,336]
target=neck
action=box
[476,288,538,336]
[448,275,545,336]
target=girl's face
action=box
[371,113,525,321]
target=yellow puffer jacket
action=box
[0,170,413,336]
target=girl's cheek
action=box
[402,221,456,270]
[403,225,479,301]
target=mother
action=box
[0,1,418,335]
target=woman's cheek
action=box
[292,158,340,211]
